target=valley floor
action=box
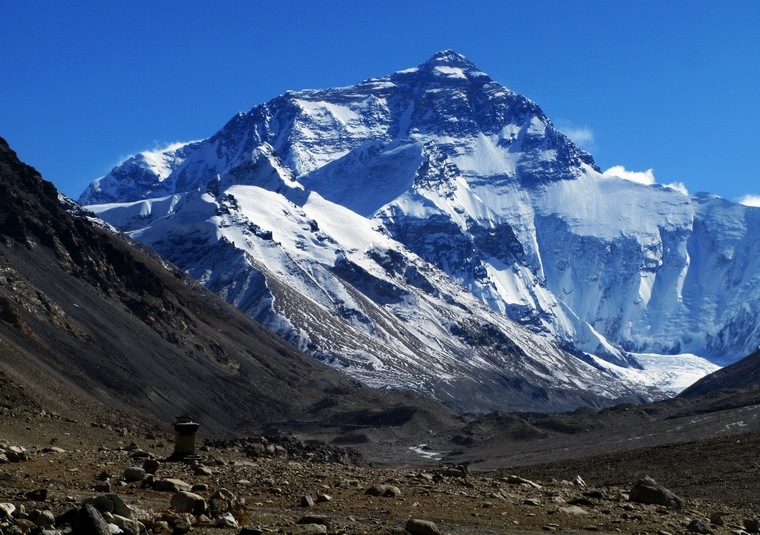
[2,408,759,535]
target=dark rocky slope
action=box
[0,136,460,440]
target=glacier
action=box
[78,50,760,411]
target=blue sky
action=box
[2,1,759,204]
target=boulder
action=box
[629,476,682,510]
[170,491,207,515]
[87,493,136,521]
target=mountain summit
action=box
[79,51,759,412]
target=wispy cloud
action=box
[602,165,688,195]
[602,165,655,185]
[556,120,595,150]
[739,194,760,207]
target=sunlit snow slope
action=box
[79,51,759,411]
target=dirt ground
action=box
[2,409,760,535]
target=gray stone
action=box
[506,475,542,489]
[93,480,111,493]
[0,502,16,519]
[298,515,329,526]
[123,466,146,483]
[87,493,136,521]
[629,476,682,510]
[75,504,111,535]
[300,494,315,507]
[111,514,142,535]
[215,512,238,528]
[687,518,713,534]
[32,509,56,527]
[173,517,192,534]
[710,512,726,526]
[170,491,207,515]
[405,518,441,535]
[194,465,213,476]
[153,477,191,492]
[558,505,589,516]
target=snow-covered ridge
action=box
[78,51,760,411]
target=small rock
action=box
[558,505,589,516]
[153,478,191,492]
[31,509,56,527]
[143,459,160,474]
[506,475,542,489]
[0,502,16,519]
[687,518,713,534]
[745,519,760,534]
[300,495,315,507]
[25,488,48,502]
[194,465,213,476]
[216,512,239,528]
[365,484,402,497]
[111,513,142,535]
[406,518,441,535]
[93,480,112,493]
[436,465,469,478]
[173,516,192,534]
[710,512,726,526]
[298,515,329,526]
[123,466,146,483]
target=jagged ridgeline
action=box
[79,51,760,412]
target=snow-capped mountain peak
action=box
[79,51,760,412]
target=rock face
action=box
[79,50,760,412]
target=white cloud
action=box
[665,182,689,195]
[602,165,688,195]
[555,120,595,150]
[739,194,760,207]
[564,127,595,147]
[603,165,655,185]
